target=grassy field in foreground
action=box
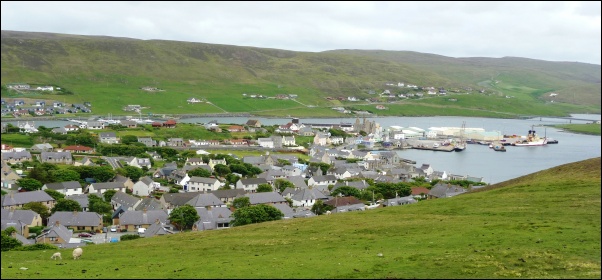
[1,157,600,279]
[553,123,601,135]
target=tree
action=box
[213,164,231,177]
[1,228,23,251]
[43,189,65,201]
[168,205,199,231]
[188,167,212,178]
[117,166,145,182]
[311,199,333,215]
[49,169,81,183]
[103,190,117,202]
[231,204,283,227]
[51,198,81,213]
[274,179,295,193]
[21,202,51,223]
[120,135,139,145]
[225,173,240,187]
[232,197,250,209]
[17,178,43,191]
[256,184,273,193]
[330,186,361,198]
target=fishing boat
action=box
[512,125,547,146]
[546,138,559,144]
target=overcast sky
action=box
[2,1,600,65]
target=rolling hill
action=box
[1,157,600,279]
[1,30,600,118]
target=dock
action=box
[411,145,455,152]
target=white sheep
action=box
[72,247,83,260]
[325,210,332,215]
[50,252,62,260]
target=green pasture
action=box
[553,123,601,135]
[1,158,600,279]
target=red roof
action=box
[64,145,93,151]
[411,187,430,195]
[163,119,177,125]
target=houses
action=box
[132,176,159,197]
[236,178,269,193]
[42,181,83,196]
[118,209,169,232]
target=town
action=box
[2,112,495,248]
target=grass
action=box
[2,157,600,279]
[552,123,601,135]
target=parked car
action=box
[110,226,117,232]
[78,233,92,238]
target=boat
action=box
[546,138,559,144]
[453,121,467,152]
[490,142,506,152]
[512,125,547,146]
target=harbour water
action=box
[3,114,600,185]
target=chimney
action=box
[143,208,147,214]
[54,220,60,227]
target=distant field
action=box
[553,123,601,135]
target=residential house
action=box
[48,211,103,232]
[118,209,169,232]
[144,219,174,237]
[428,183,467,199]
[138,137,157,147]
[307,175,337,189]
[185,157,206,166]
[1,190,55,210]
[111,191,141,211]
[1,151,32,164]
[132,176,159,197]
[324,196,366,213]
[192,207,233,231]
[113,174,135,192]
[382,196,417,207]
[245,119,262,128]
[187,176,221,192]
[245,192,288,206]
[228,125,245,132]
[291,188,328,208]
[185,193,226,208]
[40,151,73,165]
[67,194,91,212]
[208,158,227,171]
[74,156,94,167]
[30,143,54,152]
[99,132,119,144]
[236,178,269,193]
[35,221,73,246]
[63,145,94,154]
[159,192,199,212]
[257,138,274,148]
[162,119,177,128]
[42,181,83,196]
[120,120,138,128]
[1,208,43,235]
[208,189,246,205]
[87,182,127,196]
[167,138,184,147]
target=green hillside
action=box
[1,157,600,279]
[1,30,600,118]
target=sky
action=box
[1,1,600,65]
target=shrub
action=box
[120,234,141,241]
[13,243,58,251]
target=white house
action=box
[87,182,126,196]
[42,181,83,196]
[132,176,159,197]
[187,176,221,192]
[257,138,274,148]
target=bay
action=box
[4,114,600,185]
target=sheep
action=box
[72,247,83,260]
[325,210,332,215]
[50,252,62,260]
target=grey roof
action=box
[245,192,287,205]
[186,193,225,208]
[1,151,32,161]
[1,208,38,225]
[43,181,82,191]
[188,176,220,184]
[31,143,53,150]
[286,176,309,189]
[1,190,55,207]
[48,211,103,227]
[239,178,269,185]
[310,175,337,183]
[429,183,467,198]
[99,132,117,138]
[134,197,164,211]
[208,189,246,199]
[145,220,174,237]
[194,207,233,231]
[119,210,168,226]
[113,174,132,183]
[271,204,295,219]
[37,223,72,243]
[111,191,141,209]
[40,151,72,161]
[161,192,199,207]
[291,188,328,202]
[67,194,91,209]
[139,176,154,186]
[333,180,370,191]
[333,203,366,213]
[383,196,417,206]
[90,182,125,190]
